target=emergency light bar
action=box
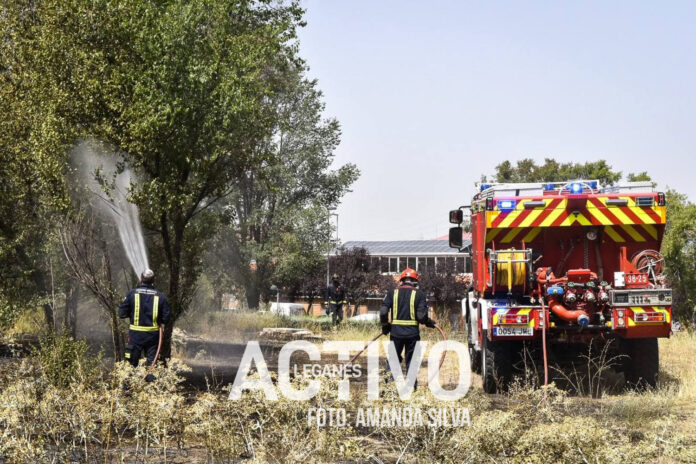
[496,200,516,211]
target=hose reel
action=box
[631,249,664,284]
[487,248,532,293]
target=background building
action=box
[340,238,472,275]
[297,238,473,317]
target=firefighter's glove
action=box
[382,323,391,335]
[424,319,436,329]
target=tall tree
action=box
[2,0,308,355]
[330,247,393,317]
[211,66,358,309]
[489,158,622,186]
[0,10,72,331]
[284,257,327,316]
[59,211,126,360]
[662,190,696,325]
[418,260,469,327]
[626,171,653,182]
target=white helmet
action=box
[141,269,155,285]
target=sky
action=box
[296,1,696,242]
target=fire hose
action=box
[143,325,164,381]
[537,285,549,387]
[346,324,447,386]
[428,324,448,386]
[347,332,383,365]
[152,325,164,365]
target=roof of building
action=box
[338,239,471,256]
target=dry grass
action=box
[179,309,384,344]
[5,308,47,337]
[3,323,696,462]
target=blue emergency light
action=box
[497,200,516,211]
[570,182,583,194]
[544,183,555,191]
[480,183,491,192]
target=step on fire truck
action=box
[449,180,670,393]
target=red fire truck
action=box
[449,180,670,393]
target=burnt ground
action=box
[1,328,455,393]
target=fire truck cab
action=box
[449,180,670,393]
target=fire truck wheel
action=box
[481,330,512,393]
[469,343,482,374]
[623,338,659,389]
[467,318,482,374]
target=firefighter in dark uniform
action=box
[326,273,348,325]
[380,268,436,386]
[119,269,170,369]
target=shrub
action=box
[32,332,102,388]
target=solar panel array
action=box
[339,240,471,255]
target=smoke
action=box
[71,139,150,278]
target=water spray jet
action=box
[72,139,149,277]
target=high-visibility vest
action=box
[391,289,418,326]
[130,293,160,332]
[328,285,347,305]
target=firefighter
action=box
[119,269,170,372]
[326,273,348,325]
[380,268,436,387]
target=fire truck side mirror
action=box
[449,227,463,249]
[449,209,464,224]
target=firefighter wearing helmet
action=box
[119,269,170,374]
[380,268,436,387]
[326,273,348,325]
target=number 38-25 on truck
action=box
[449,180,670,393]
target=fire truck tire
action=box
[481,330,512,393]
[469,343,482,374]
[623,338,659,389]
[467,315,482,374]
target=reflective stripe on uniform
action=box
[409,291,416,320]
[129,325,159,332]
[152,295,159,329]
[134,293,140,326]
[392,289,418,326]
[130,292,160,332]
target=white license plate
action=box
[494,326,533,337]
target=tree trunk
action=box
[162,230,182,360]
[63,281,79,337]
[160,321,174,362]
[42,303,55,333]
[32,268,55,332]
[246,281,261,310]
[109,313,122,361]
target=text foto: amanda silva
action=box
[307,407,471,428]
